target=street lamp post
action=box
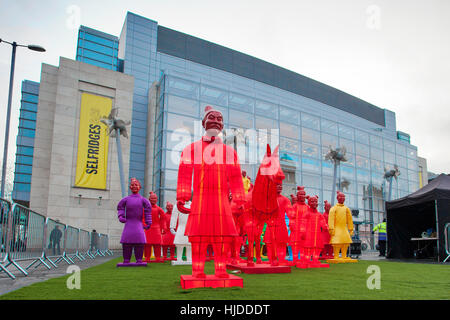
[0,39,45,199]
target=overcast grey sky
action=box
[0,0,449,174]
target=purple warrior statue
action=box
[117,178,152,267]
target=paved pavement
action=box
[0,252,119,296]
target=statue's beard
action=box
[205,128,220,137]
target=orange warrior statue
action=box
[288,186,309,267]
[320,200,333,260]
[176,106,246,279]
[143,192,164,262]
[327,191,357,263]
[302,195,329,268]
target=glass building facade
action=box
[14,12,421,246]
[116,12,421,248]
[76,25,121,71]
[12,80,39,206]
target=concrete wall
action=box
[30,57,134,249]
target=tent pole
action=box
[435,200,440,262]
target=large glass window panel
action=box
[355,130,369,144]
[408,169,419,182]
[407,148,417,159]
[409,181,419,193]
[396,143,407,157]
[344,193,357,209]
[13,183,31,192]
[166,113,197,135]
[21,102,37,112]
[162,190,177,207]
[321,133,337,148]
[371,159,383,173]
[384,151,395,165]
[280,122,299,140]
[370,147,383,161]
[255,99,278,119]
[383,139,395,153]
[396,155,407,168]
[81,49,115,64]
[19,119,36,130]
[321,118,337,135]
[20,128,35,138]
[279,106,299,124]
[280,136,300,154]
[21,110,36,121]
[344,152,354,166]
[341,165,355,180]
[83,32,116,48]
[15,164,32,174]
[165,150,181,170]
[280,152,299,170]
[16,155,33,165]
[304,188,322,203]
[301,113,320,130]
[166,130,192,151]
[407,158,418,171]
[356,155,370,169]
[398,178,408,191]
[229,109,252,128]
[356,169,370,183]
[168,76,199,99]
[371,172,384,187]
[370,135,382,148]
[340,179,356,194]
[322,160,334,176]
[22,93,38,103]
[255,116,278,130]
[229,92,254,113]
[168,94,199,117]
[200,85,228,106]
[302,128,320,145]
[322,176,333,191]
[17,146,34,156]
[355,142,369,157]
[79,57,113,69]
[339,137,354,153]
[302,157,320,173]
[302,143,319,158]
[303,173,321,189]
[163,169,178,189]
[338,125,354,140]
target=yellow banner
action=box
[75,93,112,189]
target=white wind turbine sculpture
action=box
[325,145,348,206]
[383,164,401,201]
[100,108,131,198]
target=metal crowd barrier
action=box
[0,200,113,280]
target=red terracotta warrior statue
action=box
[161,201,176,261]
[320,200,333,260]
[229,192,245,265]
[288,186,308,267]
[176,106,246,278]
[263,182,292,266]
[143,192,164,262]
[302,195,329,268]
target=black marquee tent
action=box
[386,174,450,262]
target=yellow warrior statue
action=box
[326,191,357,263]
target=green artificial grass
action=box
[1,258,449,300]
